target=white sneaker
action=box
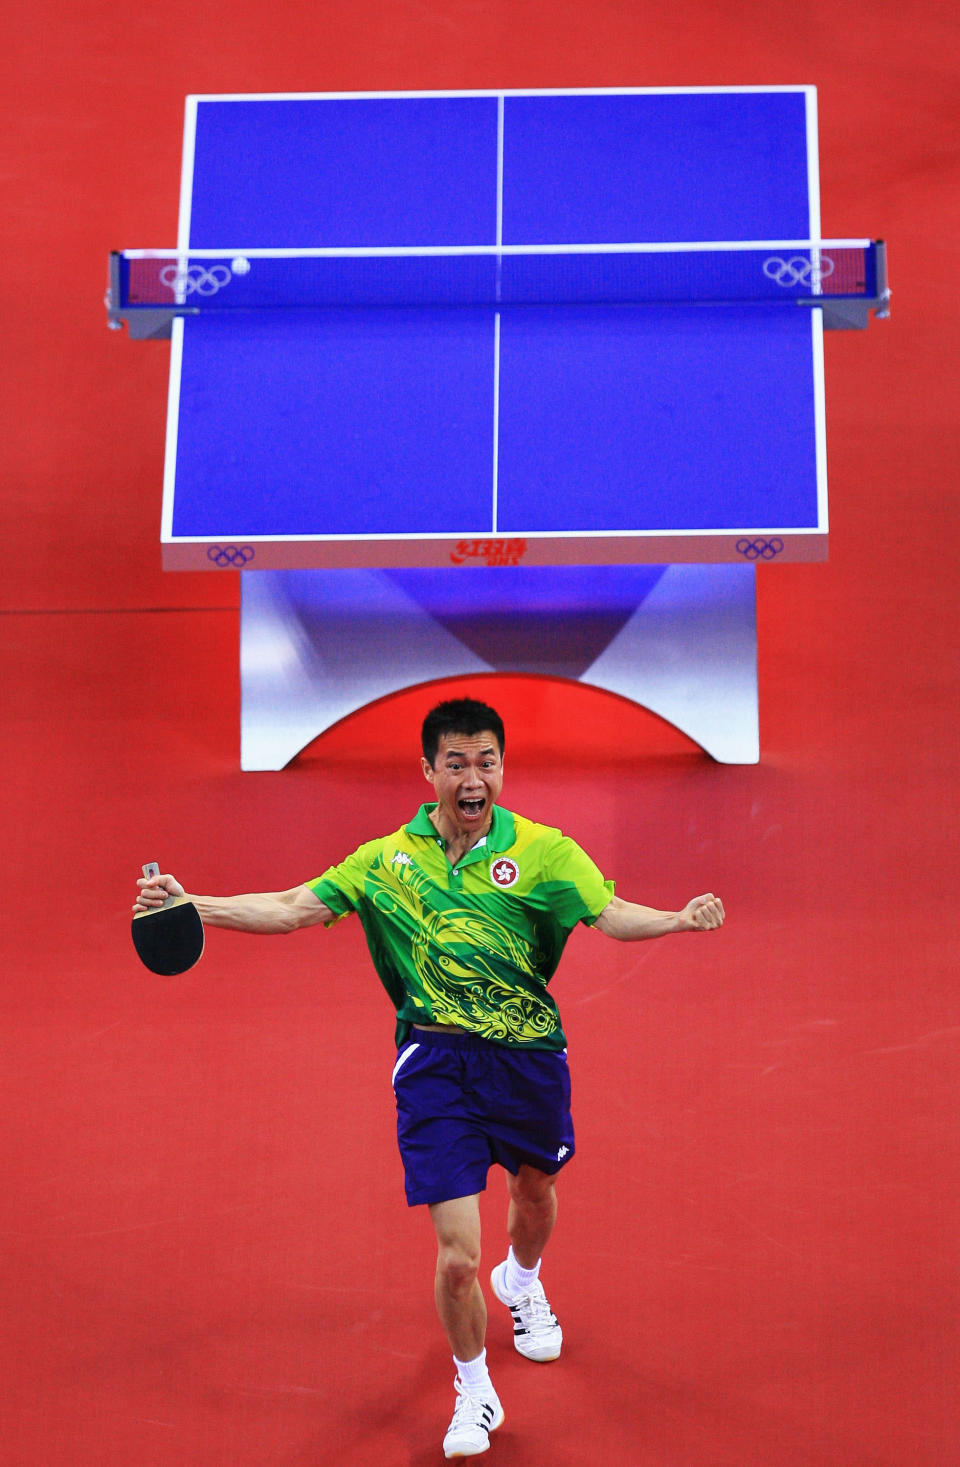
[443,1375,505,1458]
[490,1261,563,1362]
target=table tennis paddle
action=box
[131,863,205,975]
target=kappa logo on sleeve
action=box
[391,851,412,866]
[490,857,520,888]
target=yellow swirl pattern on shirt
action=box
[369,857,555,1043]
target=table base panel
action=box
[238,564,758,769]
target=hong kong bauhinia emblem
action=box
[490,858,520,888]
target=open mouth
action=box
[458,797,486,819]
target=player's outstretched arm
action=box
[594,893,725,941]
[133,872,334,933]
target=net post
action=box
[874,239,891,319]
[105,252,124,330]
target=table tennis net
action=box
[114,242,883,313]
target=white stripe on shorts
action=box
[391,1042,421,1086]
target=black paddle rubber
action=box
[132,865,205,976]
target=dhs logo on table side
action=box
[450,538,528,567]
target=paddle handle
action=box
[142,862,177,910]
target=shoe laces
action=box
[452,1375,495,1427]
[513,1281,557,1333]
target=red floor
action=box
[3,3,958,1464]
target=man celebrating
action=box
[135,697,724,1459]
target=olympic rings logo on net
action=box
[159,263,233,297]
[207,545,255,567]
[736,538,785,561]
[762,255,835,288]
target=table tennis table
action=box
[110,88,886,768]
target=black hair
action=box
[421,698,506,766]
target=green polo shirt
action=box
[307,804,614,1050]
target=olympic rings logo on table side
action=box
[762,255,835,288]
[159,264,233,297]
[207,545,255,567]
[736,538,785,561]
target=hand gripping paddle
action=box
[131,863,205,975]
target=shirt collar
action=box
[406,803,516,852]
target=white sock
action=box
[454,1348,491,1391]
[504,1245,541,1298]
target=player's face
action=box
[421,730,504,836]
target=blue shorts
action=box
[391,1028,576,1207]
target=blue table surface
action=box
[170,305,820,538]
[186,90,813,248]
[167,89,824,547]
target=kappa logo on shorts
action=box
[490,857,520,888]
[557,1145,570,1161]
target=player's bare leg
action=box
[430,1195,504,1458]
[491,1166,563,1362]
[430,1194,486,1360]
[505,1164,558,1266]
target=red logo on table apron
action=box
[490,858,520,888]
[450,538,528,567]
